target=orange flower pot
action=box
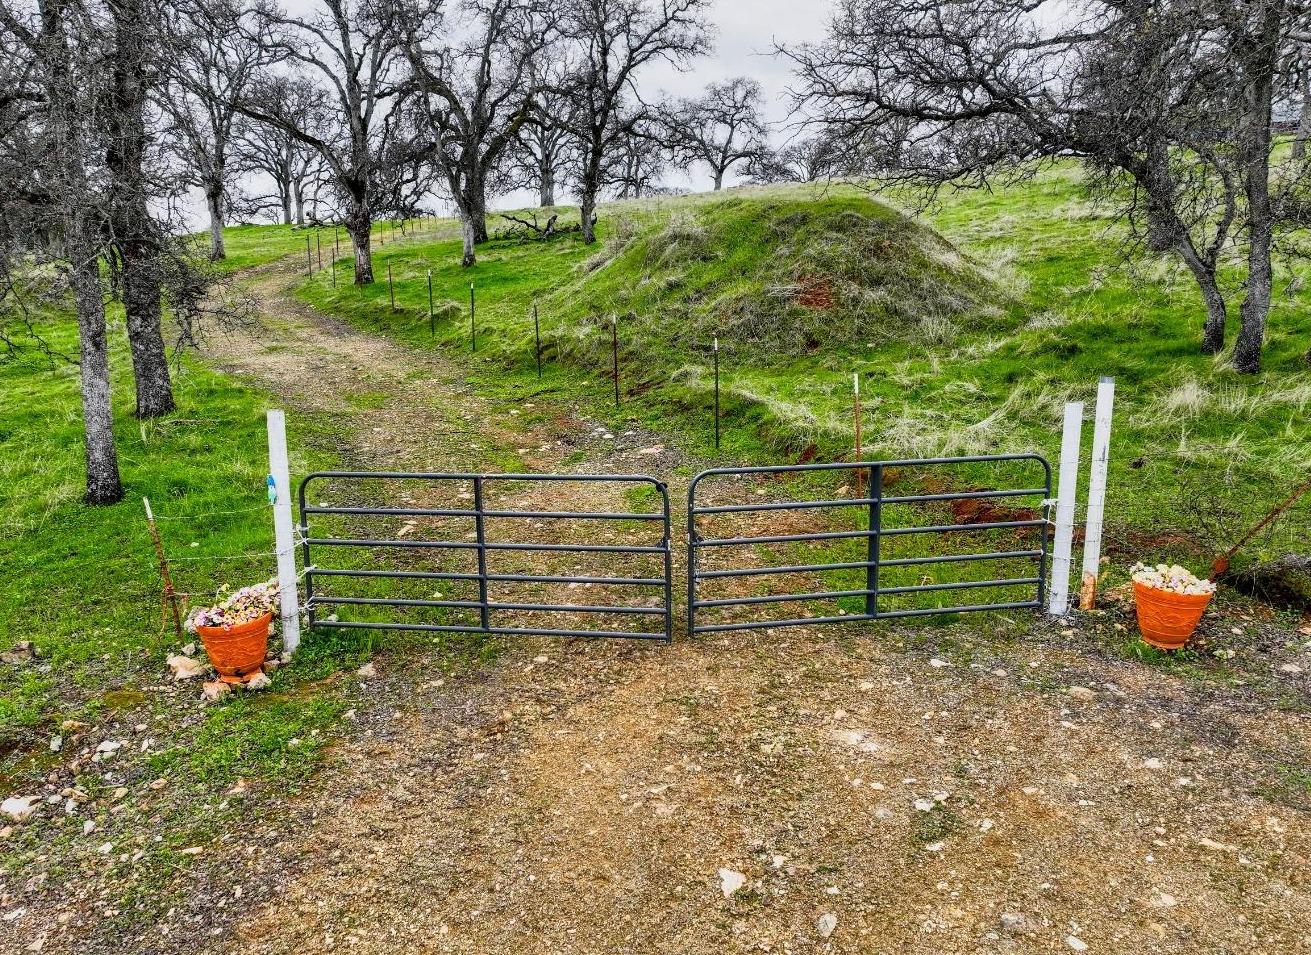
[1132,581,1212,650]
[196,612,272,684]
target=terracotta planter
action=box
[196,612,272,684]
[1133,581,1212,650]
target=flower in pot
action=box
[186,579,280,684]
[1129,562,1216,650]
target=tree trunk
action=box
[539,159,555,207]
[1174,240,1228,354]
[71,250,124,505]
[294,183,305,227]
[1233,10,1279,376]
[460,216,477,267]
[465,166,489,244]
[345,191,374,284]
[712,168,724,190]
[121,248,175,417]
[1234,177,1273,374]
[1294,84,1310,162]
[580,183,597,244]
[105,0,173,418]
[280,179,292,224]
[206,186,226,261]
[456,170,488,267]
[39,0,124,502]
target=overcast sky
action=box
[210,0,832,223]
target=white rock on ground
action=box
[244,672,273,691]
[1,796,41,823]
[817,912,838,938]
[167,654,206,680]
[999,913,1034,934]
[201,681,231,702]
[718,868,746,898]
[357,662,378,679]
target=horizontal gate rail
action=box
[688,454,1052,636]
[300,470,673,642]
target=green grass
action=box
[0,301,373,784]
[291,172,1311,575]
[197,216,436,274]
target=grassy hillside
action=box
[291,172,1311,560]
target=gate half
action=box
[299,471,674,641]
[687,454,1051,635]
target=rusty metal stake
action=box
[1211,475,1311,579]
[143,497,184,643]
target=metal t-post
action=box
[713,337,721,450]
[469,282,476,352]
[534,304,542,378]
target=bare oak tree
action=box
[1,0,122,502]
[669,75,768,190]
[393,0,556,266]
[510,80,576,207]
[233,74,328,225]
[159,0,267,261]
[236,0,408,284]
[607,109,667,197]
[786,0,1311,373]
[558,0,712,243]
[746,131,846,184]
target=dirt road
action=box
[155,260,1311,952]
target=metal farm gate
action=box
[687,454,1052,635]
[298,471,674,641]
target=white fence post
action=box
[1048,401,1084,616]
[1079,377,1115,609]
[267,409,301,655]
